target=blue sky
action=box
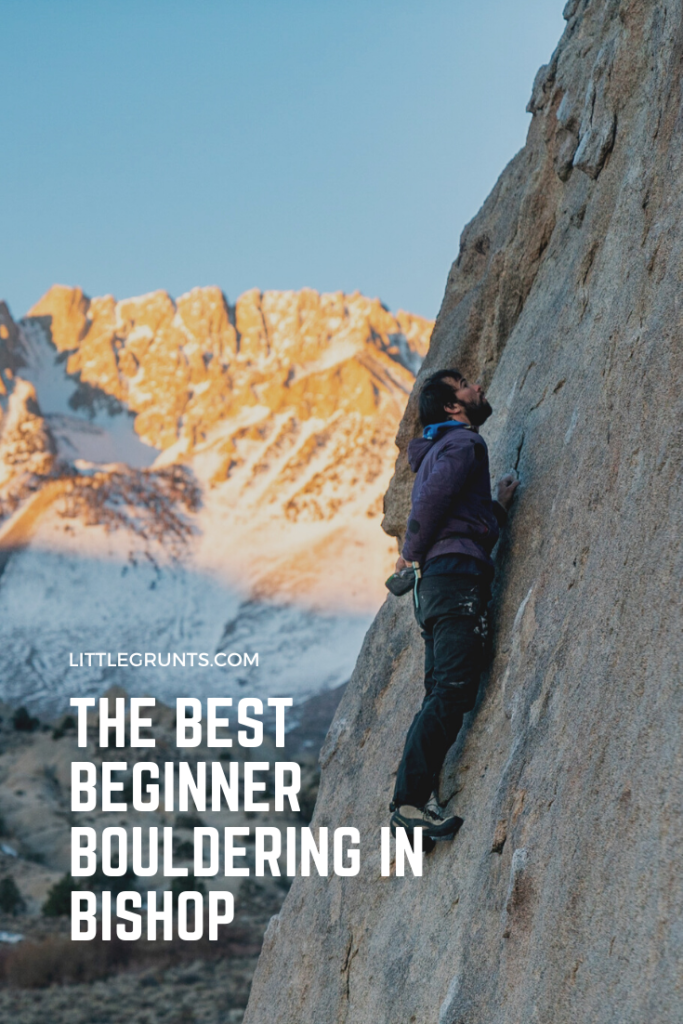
[1,1,565,320]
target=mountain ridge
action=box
[0,287,432,714]
[25,284,427,455]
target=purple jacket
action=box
[401,423,506,569]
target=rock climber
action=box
[389,369,519,843]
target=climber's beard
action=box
[461,396,492,427]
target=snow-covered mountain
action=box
[0,288,430,715]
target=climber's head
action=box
[418,369,492,428]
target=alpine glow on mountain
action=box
[0,287,431,713]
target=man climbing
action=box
[389,369,518,842]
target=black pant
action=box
[392,574,490,809]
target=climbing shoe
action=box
[390,804,463,842]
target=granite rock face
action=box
[244,3,683,1022]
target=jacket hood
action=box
[407,436,433,472]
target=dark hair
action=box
[418,369,463,427]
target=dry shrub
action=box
[1,935,130,988]
[0,919,260,989]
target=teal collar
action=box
[423,420,473,441]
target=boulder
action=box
[244,3,683,1022]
